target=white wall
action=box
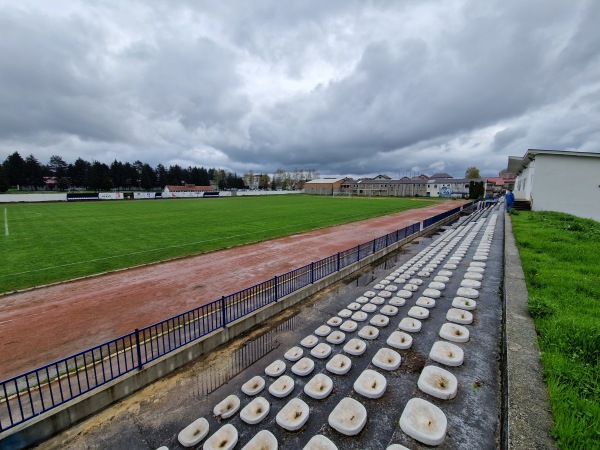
[530,154,600,222]
[514,158,536,201]
[0,193,67,202]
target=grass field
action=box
[511,211,600,449]
[1,195,441,293]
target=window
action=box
[434,185,438,188]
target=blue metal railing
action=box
[423,204,465,228]
[0,216,446,432]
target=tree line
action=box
[0,152,247,192]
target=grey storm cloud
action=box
[0,0,599,177]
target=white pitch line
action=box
[4,208,8,236]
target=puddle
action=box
[198,316,298,395]
[343,250,413,287]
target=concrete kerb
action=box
[504,213,556,450]
[0,214,460,449]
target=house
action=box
[426,174,480,198]
[43,177,57,191]
[303,178,348,195]
[243,174,263,190]
[507,149,600,221]
[485,175,515,195]
[163,184,216,198]
[340,178,428,197]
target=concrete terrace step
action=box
[158,206,504,449]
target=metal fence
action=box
[423,204,465,228]
[0,206,468,433]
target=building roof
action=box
[304,177,347,185]
[429,172,453,179]
[165,185,216,192]
[341,179,424,186]
[508,149,600,174]
[486,177,514,186]
[427,177,483,184]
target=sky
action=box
[1,0,599,179]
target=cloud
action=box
[0,0,598,177]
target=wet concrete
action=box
[34,209,505,450]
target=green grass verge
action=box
[511,211,600,449]
[1,195,441,292]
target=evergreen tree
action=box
[56,177,71,191]
[47,155,68,178]
[0,165,9,192]
[167,165,184,185]
[88,161,113,191]
[68,158,91,189]
[110,160,125,189]
[3,151,26,188]
[25,154,45,190]
[155,164,168,188]
[140,164,156,190]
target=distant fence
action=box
[0,190,299,203]
[0,202,473,433]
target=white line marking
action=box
[4,208,8,236]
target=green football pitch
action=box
[1,195,440,292]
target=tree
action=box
[258,174,270,189]
[167,165,184,185]
[110,160,125,189]
[3,151,26,188]
[469,181,485,199]
[155,164,168,188]
[465,166,481,179]
[87,161,113,191]
[122,162,139,189]
[243,170,255,189]
[68,158,91,189]
[214,169,226,190]
[0,165,9,192]
[24,154,45,190]
[140,163,156,190]
[56,177,70,191]
[272,168,286,190]
[47,155,68,178]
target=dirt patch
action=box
[0,202,463,379]
[395,349,428,374]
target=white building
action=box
[507,149,600,222]
[426,173,480,199]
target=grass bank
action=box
[511,211,600,449]
[1,195,442,292]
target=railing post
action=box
[221,295,227,328]
[357,245,361,260]
[372,239,376,254]
[274,275,278,301]
[385,234,389,248]
[134,328,143,370]
[337,252,341,271]
[310,262,314,284]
